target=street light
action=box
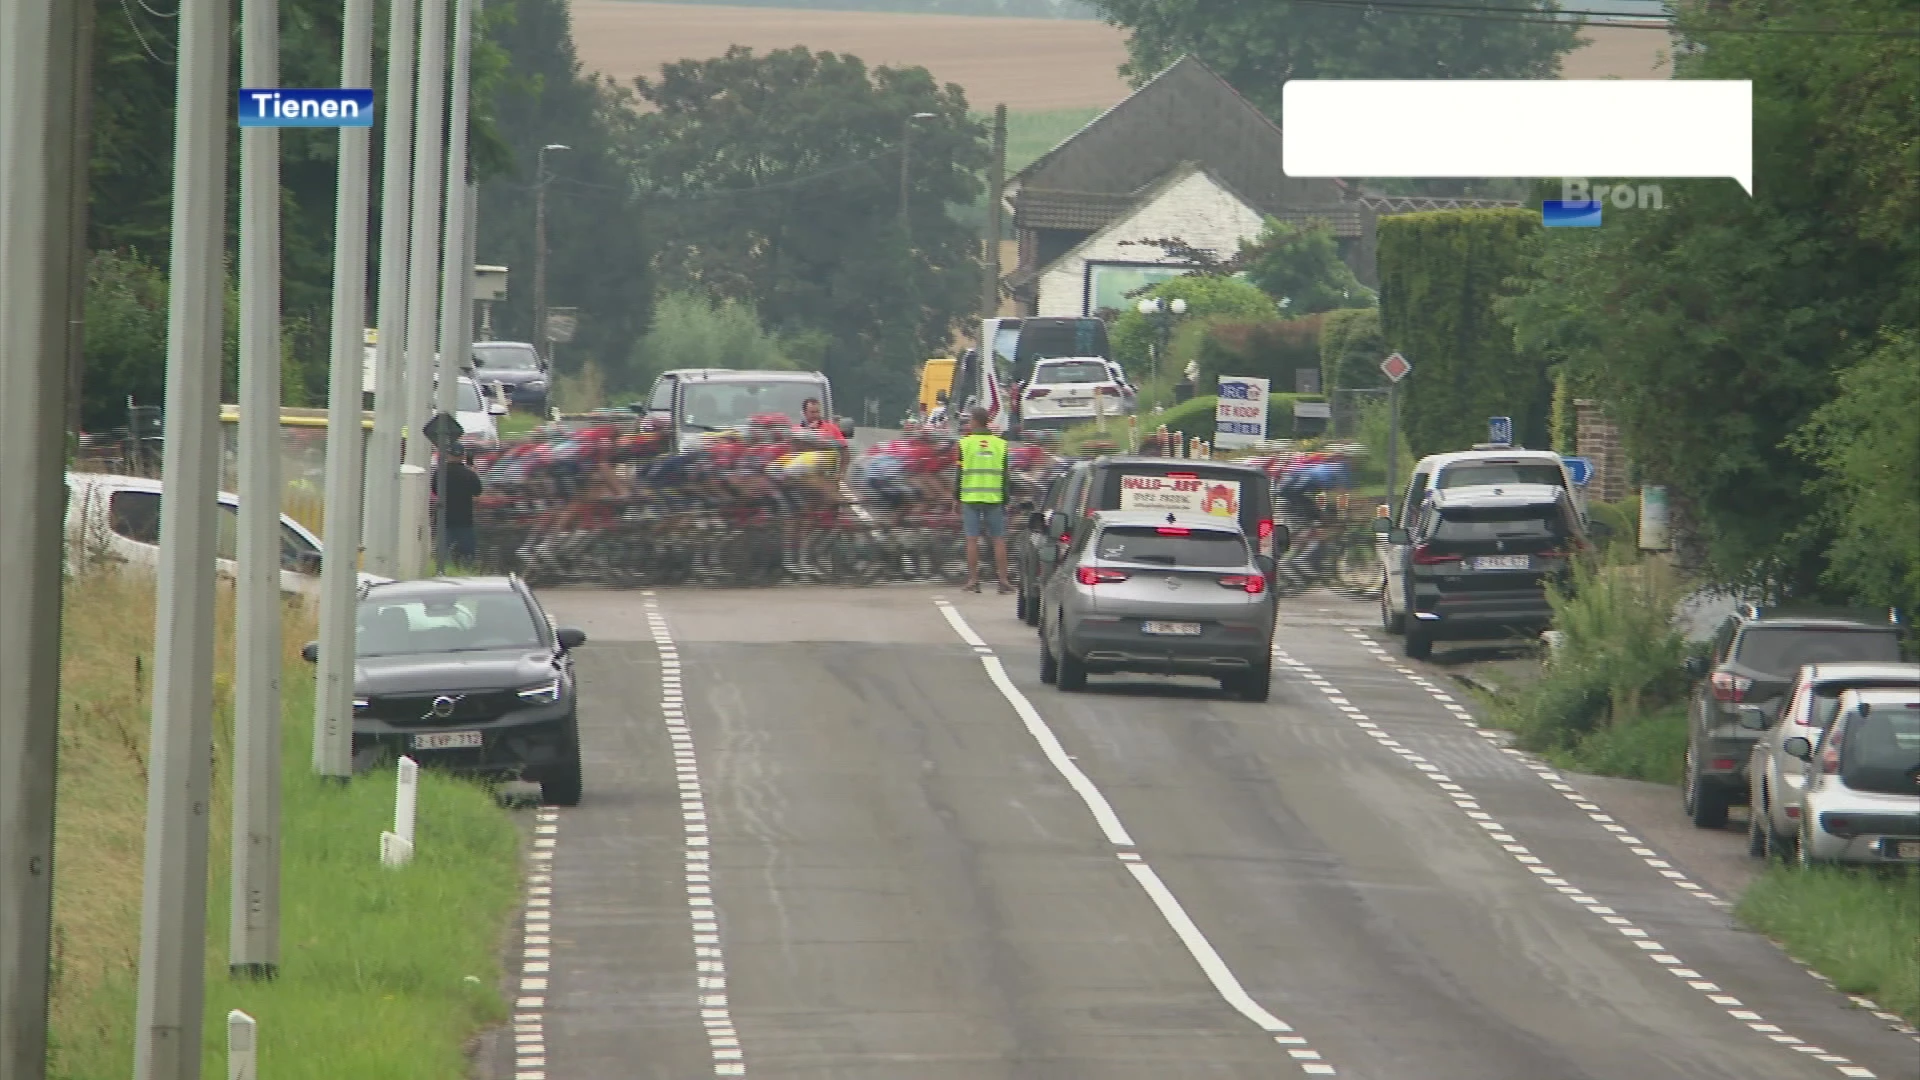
[533,142,570,365]
[1135,296,1187,386]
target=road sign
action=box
[1213,376,1270,449]
[1380,352,1411,383]
[1488,415,1513,446]
[421,411,461,452]
[1564,456,1593,485]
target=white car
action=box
[64,472,389,597]
[1018,357,1125,429]
[447,374,504,448]
[1788,686,1920,866]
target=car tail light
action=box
[1710,757,1738,771]
[1026,387,1050,399]
[1077,567,1130,586]
[1411,544,1460,566]
[1710,672,1753,702]
[1167,472,1197,479]
[1218,574,1266,594]
[1097,385,1120,396]
[1257,519,1274,541]
[1157,526,1189,536]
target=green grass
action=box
[496,410,544,441]
[1542,702,1688,786]
[48,570,523,1079]
[1737,866,1920,1025]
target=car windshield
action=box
[355,591,543,657]
[1432,504,1569,542]
[473,343,541,371]
[1736,628,1903,676]
[1438,462,1566,488]
[1837,704,1920,795]
[681,380,820,431]
[1096,526,1247,568]
[1034,360,1110,385]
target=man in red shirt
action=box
[801,398,844,441]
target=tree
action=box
[610,46,986,416]
[1108,274,1275,371]
[1238,217,1374,315]
[1377,208,1546,458]
[1319,306,1385,392]
[632,291,797,390]
[1085,0,1579,117]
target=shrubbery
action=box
[1193,316,1324,391]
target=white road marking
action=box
[645,594,746,1076]
[934,600,1331,1073]
[513,806,560,1079]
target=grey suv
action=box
[1682,604,1904,828]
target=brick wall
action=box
[1574,398,1632,503]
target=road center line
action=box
[934,600,1331,1073]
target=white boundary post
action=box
[226,1010,256,1080]
[381,756,418,866]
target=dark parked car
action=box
[470,341,552,413]
[303,575,588,805]
[1682,604,1904,828]
[1014,455,1285,627]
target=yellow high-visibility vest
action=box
[957,434,1008,504]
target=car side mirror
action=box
[1736,704,1768,731]
[555,627,587,651]
[1270,523,1290,555]
[1684,655,1707,678]
[300,641,319,664]
[488,400,508,416]
[1782,736,1812,761]
[1028,511,1048,533]
[1387,528,1410,546]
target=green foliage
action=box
[1497,558,1690,756]
[1192,316,1323,392]
[1086,0,1577,117]
[1582,494,1643,566]
[1790,328,1920,622]
[1545,704,1688,787]
[1103,391,1327,449]
[551,359,608,414]
[1108,275,1276,368]
[640,0,1097,15]
[1377,208,1549,457]
[1238,217,1374,315]
[1352,394,1412,491]
[1548,366,1574,455]
[1318,306,1384,392]
[79,249,169,431]
[631,291,799,392]
[1739,867,1920,1026]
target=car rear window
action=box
[1812,680,1920,730]
[1431,503,1571,543]
[1096,526,1248,568]
[1437,462,1566,489]
[1735,628,1903,675]
[1837,705,1920,795]
[1034,360,1111,385]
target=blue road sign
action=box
[1564,456,1593,485]
[1488,416,1513,446]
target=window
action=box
[681,381,820,432]
[214,504,240,562]
[1033,360,1111,385]
[355,591,543,657]
[472,343,541,371]
[1431,504,1572,544]
[1437,462,1566,489]
[456,379,484,414]
[108,489,161,544]
[1733,628,1903,676]
[648,377,675,413]
[281,522,321,573]
[1837,705,1920,795]
[1399,472,1429,527]
[1095,526,1248,568]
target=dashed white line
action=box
[645,591,746,1076]
[935,600,1335,1074]
[1272,634,1890,1078]
[514,805,560,1079]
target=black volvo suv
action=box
[305,575,588,805]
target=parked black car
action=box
[303,575,588,805]
[1682,603,1904,828]
[470,341,552,413]
[1014,455,1285,627]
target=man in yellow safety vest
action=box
[954,406,1013,595]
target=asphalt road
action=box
[501,582,1920,1080]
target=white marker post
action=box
[381,755,419,867]
[362,0,419,578]
[226,1011,256,1080]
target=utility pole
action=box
[399,0,451,579]
[133,0,230,1072]
[981,103,1005,321]
[62,1,97,441]
[231,0,283,981]
[314,0,377,783]
[434,0,477,576]
[361,0,419,580]
[532,142,569,367]
[0,2,85,1076]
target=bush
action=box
[1086,392,1329,452]
[1108,276,1277,369]
[629,291,796,395]
[1193,315,1325,391]
[1319,306,1385,393]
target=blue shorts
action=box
[961,502,1006,539]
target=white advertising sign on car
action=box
[1117,473,1242,520]
[1214,376,1270,449]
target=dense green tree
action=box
[632,292,798,388]
[1318,306,1385,393]
[1108,274,1275,371]
[1085,0,1579,116]
[607,45,986,416]
[1238,218,1374,316]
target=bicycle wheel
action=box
[1333,526,1383,598]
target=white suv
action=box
[1018,357,1125,430]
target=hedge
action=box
[1193,316,1324,391]
[1376,209,1551,457]
[1079,392,1330,448]
[1319,306,1385,392]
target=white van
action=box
[64,472,388,597]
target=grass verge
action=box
[1541,702,1687,787]
[1737,866,1920,1026]
[48,568,522,1079]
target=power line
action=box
[117,0,175,64]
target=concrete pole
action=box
[231,0,283,979]
[314,0,378,782]
[133,0,230,1070]
[400,0,451,573]
[362,0,419,577]
[0,3,83,1077]
[981,103,1004,321]
[434,0,476,575]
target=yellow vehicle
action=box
[917,358,956,416]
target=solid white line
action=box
[1125,862,1293,1033]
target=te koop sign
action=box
[1213,376,1269,449]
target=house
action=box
[1000,55,1521,316]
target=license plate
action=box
[1473,555,1530,571]
[1058,397,1089,408]
[412,730,482,750]
[1143,621,1203,635]
[1896,840,1920,860]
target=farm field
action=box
[571,2,1671,112]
